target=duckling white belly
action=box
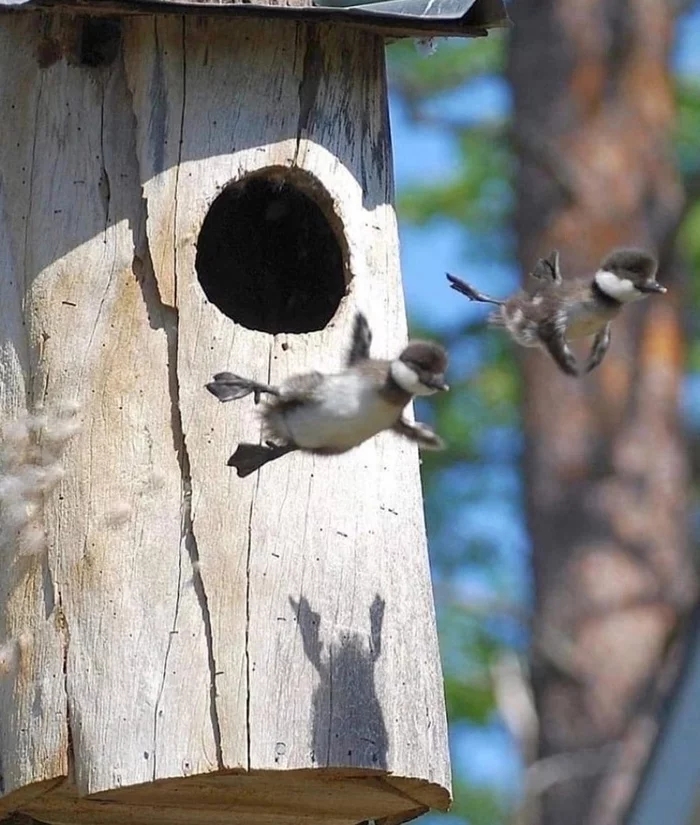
[278,374,400,452]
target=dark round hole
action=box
[196,171,347,334]
[78,18,121,68]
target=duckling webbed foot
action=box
[393,416,445,451]
[584,324,612,374]
[446,273,504,306]
[227,441,298,478]
[207,372,280,404]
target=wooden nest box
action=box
[0,2,506,824]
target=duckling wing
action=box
[346,312,373,366]
[525,250,562,294]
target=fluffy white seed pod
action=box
[26,413,48,436]
[43,418,81,445]
[0,406,80,557]
[0,474,29,503]
[0,639,19,676]
[18,523,47,557]
[57,400,81,417]
[2,417,29,447]
[20,464,65,494]
[1,500,34,530]
[2,416,28,439]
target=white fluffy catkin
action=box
[0,405,81,557]
[0,638,19,676]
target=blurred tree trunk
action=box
[508,2,697,825]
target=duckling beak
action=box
[640,281,667,294]
[424,375,449,392]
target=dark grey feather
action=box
[530,250,561,285]
[601,248,657,278]
[346,312,373,366]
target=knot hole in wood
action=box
[195,168,349,334]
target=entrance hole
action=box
[195,170,348,334]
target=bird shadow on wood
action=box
[289,594,388,770]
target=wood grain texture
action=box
[0,13,450,823]
[20,771,429,825]
[0,15,69,797]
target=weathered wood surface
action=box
[0,14,449,824]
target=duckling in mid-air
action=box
[206,313,449,477]
[446,248,666,376]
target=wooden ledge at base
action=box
[0,770,451,825]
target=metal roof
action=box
[0,0,509,39]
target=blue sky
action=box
[387,4,700,808]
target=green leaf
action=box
[445,675,496,725]
[450,780,510,825]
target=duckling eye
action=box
[414,360,434,373]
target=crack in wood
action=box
[98,85,111,235]
[159,18,224,770]
[151,505,184,779]
[294,26,322,162]
[127,20,224,765]
[143,218,225,771]
[245,496,254,771]
[242,342,274,770]
[55,589,74,779]
[171,17,187,310]
[21,70,43,350]
[183,464,225,770]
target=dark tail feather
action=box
[227,442,297,478]
[206,372,277,403]
[346,312,372,366]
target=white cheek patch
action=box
[390,360,436,396]
[595,270,643,303]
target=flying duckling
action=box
[206,313,449,477]
[446,248,666,376]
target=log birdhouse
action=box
[0,1,506,823]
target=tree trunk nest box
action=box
[0,8,500,825]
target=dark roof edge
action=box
[0,0,510,39]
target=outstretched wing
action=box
[528,250,562,288]
[345,312,372,366]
